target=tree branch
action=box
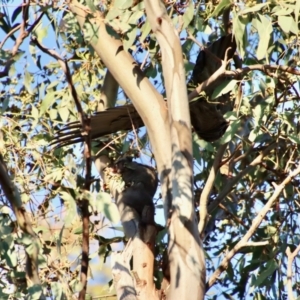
[145,0,205,299]
[111,240,137,300]
[225,64,300,78]
[68,0,172,210]
[12,3,44,56]
[198,144,227,236]
[286,244,300,300]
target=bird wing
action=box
[52,35,236,147]
[51,105,144,147]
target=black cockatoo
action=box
[52,34,236,147]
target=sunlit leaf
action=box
[39,90,56,117]
[255,14,272,60]
[24,71,33,94]
[232,13,247,59]
[124,26,137,51]
[86,0,97,12]
[278,15,293,33]
[140,19,151,42]
[239,3,268,15]
[182,1,194,29]
[50,282,63,299]
[115,0,133,9]
[211,0,231,17]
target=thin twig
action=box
[198,144,227,236]
[0,23,21,49]
[31,37,87,127]
[12,2,44,55]
[244,241,269,247]
[224,64,300,78]
[187,45,232,101]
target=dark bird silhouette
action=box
[103,157,158,237]
[113,157,158,223]
[52,34,236,147]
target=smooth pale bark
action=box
[68,1,205,298]
[95,69,158,299]
[111,241,137,300]
[69,1,172,189]
[145,1,206,299]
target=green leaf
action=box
[128,10,143,24]
[124,26,137,51]
[50,282,63,299]
[70,279,84,293]
[5,248,17,267]
[58,106,70,122]
[59,191,77,226]
[35,23,48,42]
[239,3,268,15]
[47,80,60,90]
[140,19,151,42]
[182,1,194,29]
[273,8,293,16]
[86,0,97,12]
[83,21,99,44]
[288,134,300,144]
[105,7,121,21]
[255,15,272,60]
[39,90,56,117]
[252,260,278,287]
[211,0,231,17]
[278,14,298,35]
[31,104,39,128]
[220,119,241,144]
[212,80,237,99]
[24,71,33,94]
[278,15,293,33]
[296,0,300,25]
[27,284,43,300]
[73,226,83,235]
[11,5,22,24]
[132,1,144,11]
[114,0,133,9]
[232,13,247,59]
[95,192,120,223]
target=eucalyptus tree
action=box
[0,1,300,300]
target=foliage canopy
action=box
[0,0,300,299]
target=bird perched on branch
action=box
[103,157,158,237]
[52,34,236,148]
[114,157,157,220]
